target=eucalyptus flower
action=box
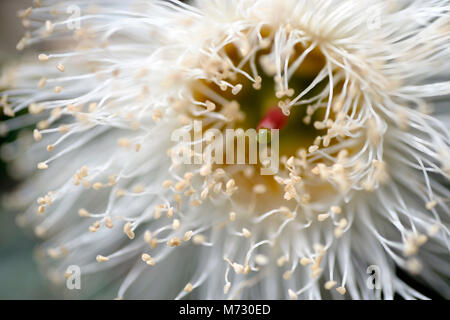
[1,0,449,299]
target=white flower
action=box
[1,0,449,299]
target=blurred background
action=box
[0,0,57,299]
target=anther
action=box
[192,234,206,245]
[183,231,193,242]
[184,283,193,293]
[224,282,231,294]
[242,228,252,238]
[96,255,109,263]
[318,213,330,222]
[300,257,312,266]
[37,162,48,170]
[168,237,181,247]
[38,77,47,88]
[78,208,89,217]
[105,217,114,229]
[336,286,346,295]
[172,219,181,230]
[33,129,42,141]
[123,222,135,240]
[142,253,155,266]
[283,270,292,280]
[45,20,54,33]
[331,206,342,214]
[426,200,437,210]
[277,255,288,267]
[38,54,49,61]
[232,84,243,95]
[57,63,65,72]
[324,280,337,290]
[288,289,298,300]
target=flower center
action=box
[191,41,334,154]
[168,25,377,214]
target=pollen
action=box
[331,206,342,214]
[224,282,231,295]
[38,77,47,88]
[277,256,288,267]
[426,200,437,210]
[183,231,193,242]
[162,180,173,188]
[242,228,252,238]
[38,53,49,61]
[33,129,42,141]
[283,270,292,280]
[123,222,135,240]
[92,182,103,190]
[118,138,131,148]
[172,219,181,230]
[184,283,193,293]
[142,253,156,266]
[37,205,45,215]
[96,255,109,263]
[105,217,114,229]
[300,257,312,266]
[336,286,346,295]
[78,208,89,217]
[168,237,181,247]
[288,289,298,300]
[37,162,48,170]
[57,63,65,72]
[324,280,337,290]
[192,234,206,245]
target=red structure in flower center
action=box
[256,107,288,130]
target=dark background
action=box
[0,0,57,299]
